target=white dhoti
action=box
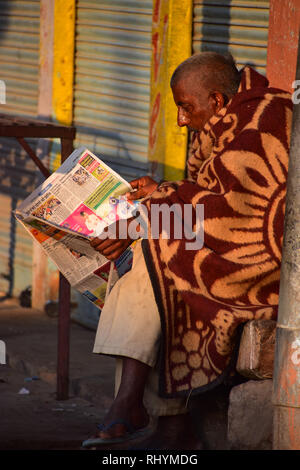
[93,240,187,416]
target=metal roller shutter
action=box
[193,0,270,74]
[73,0,153,181]
[0,0,40,116]
[0,0,40,296]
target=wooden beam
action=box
[236,320,276,380]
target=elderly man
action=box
[82,51,292,449]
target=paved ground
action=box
[0,298,232,451]
[0,365,108,450]
[0,297,115,450]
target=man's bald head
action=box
[170,52,241,102]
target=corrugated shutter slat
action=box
[73,0,152,181]
[193,0,270,74]
[0,0,40,296]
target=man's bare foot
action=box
[95,397,150,440]
[87,356,152,443]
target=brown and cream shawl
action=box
[141,66,293,398]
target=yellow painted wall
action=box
[53,0,75,125]
[148,0,193,180]
[52,0,76,169]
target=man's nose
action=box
[177,109,190,127]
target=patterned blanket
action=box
[141,66,292,398]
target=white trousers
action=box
[93,240,187,416]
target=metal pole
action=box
[56,273,71,400]
[272,33,300,450]
[56,137,73,400]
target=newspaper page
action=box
[15,147,138,309]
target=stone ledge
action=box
[228,379,273,450]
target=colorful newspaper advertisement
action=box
[14,147,138,309]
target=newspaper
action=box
[14,147,138,309]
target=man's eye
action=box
[182,106,192,113]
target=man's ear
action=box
[210,91,225,113]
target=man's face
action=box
[171,76,216,132]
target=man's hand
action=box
[90,217,138,261]
[90,235,132,261]
[126,176,158,200]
